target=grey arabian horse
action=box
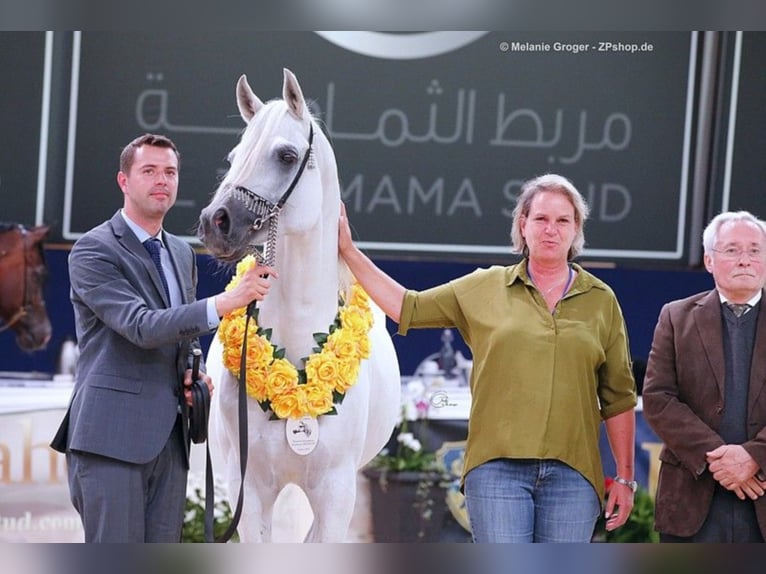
[198,69,400,542]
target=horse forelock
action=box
[223,101,281,189]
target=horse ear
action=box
[236,74,264,123]
[31,225,50,240]
[282,68,306,120]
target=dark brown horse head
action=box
[0,223,52,351]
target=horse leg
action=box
[240,485,279,542]
[302,466,357,542]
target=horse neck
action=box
[258,214,340,365]
[0,232,22,321]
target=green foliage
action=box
[367,418,446,474]
[181,483,239,543]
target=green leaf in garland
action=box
[313,332,328,346]
[333,389,345,404]
[297,369,308,385]
[273,347,286,360]
[261,327,273,340]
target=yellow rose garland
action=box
[217,255,374,420]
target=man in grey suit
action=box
[51,133,276,542]
[643,210,766,542]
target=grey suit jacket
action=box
[51,211,212,465]
[643,289,766,537]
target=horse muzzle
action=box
[16,316,52,351]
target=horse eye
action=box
[278,148,298,165]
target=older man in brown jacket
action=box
[644,211,766,542]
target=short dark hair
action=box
[119,133,180,173]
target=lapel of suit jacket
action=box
[164,232,192,304]
[694,290,726,399]
[749,295,766,419]
[111,212,171,307]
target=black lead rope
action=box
[203,303,253,543]
[189,349,210,444]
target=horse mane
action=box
[0,222,22,233]
[338,259,353,297]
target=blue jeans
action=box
[464,458,600,543]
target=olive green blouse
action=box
[398,260,637,500]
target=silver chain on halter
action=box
[231,187,280,267]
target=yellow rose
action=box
[340,306,372,335]
[325,329,359,361]
[348,284,370,309]
[271,386,308,420]
[357,335,371,359]
[304,382,334,417]
[245,334,273,368]
[245,367,268,402]
[305,350,339,387]
[223,254,257,295]
[266,358,298,399]
[335,358,361,393]
[219,314,245,345]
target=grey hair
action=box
[510,173,590,260]
[702,210,766,254]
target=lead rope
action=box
[203,312,251,542]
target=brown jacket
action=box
[643,289,766,538]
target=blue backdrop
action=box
[1,248,713,380]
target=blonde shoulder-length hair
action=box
[510,173,590,261]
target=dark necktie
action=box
[144,237,170,301]
[726,302,751,317]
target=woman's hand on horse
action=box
[338,202,356,258]
[215,264,278,316]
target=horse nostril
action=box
[213,209,230,235]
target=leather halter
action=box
[231,123,315,266]
[232,122,315,229]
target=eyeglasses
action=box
[711,247,765,261]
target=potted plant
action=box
[363,378,459,542]
[182,471,238,543]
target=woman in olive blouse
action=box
[339,173,637,542]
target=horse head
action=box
[0,223,52,351]
[199,68,333,264]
